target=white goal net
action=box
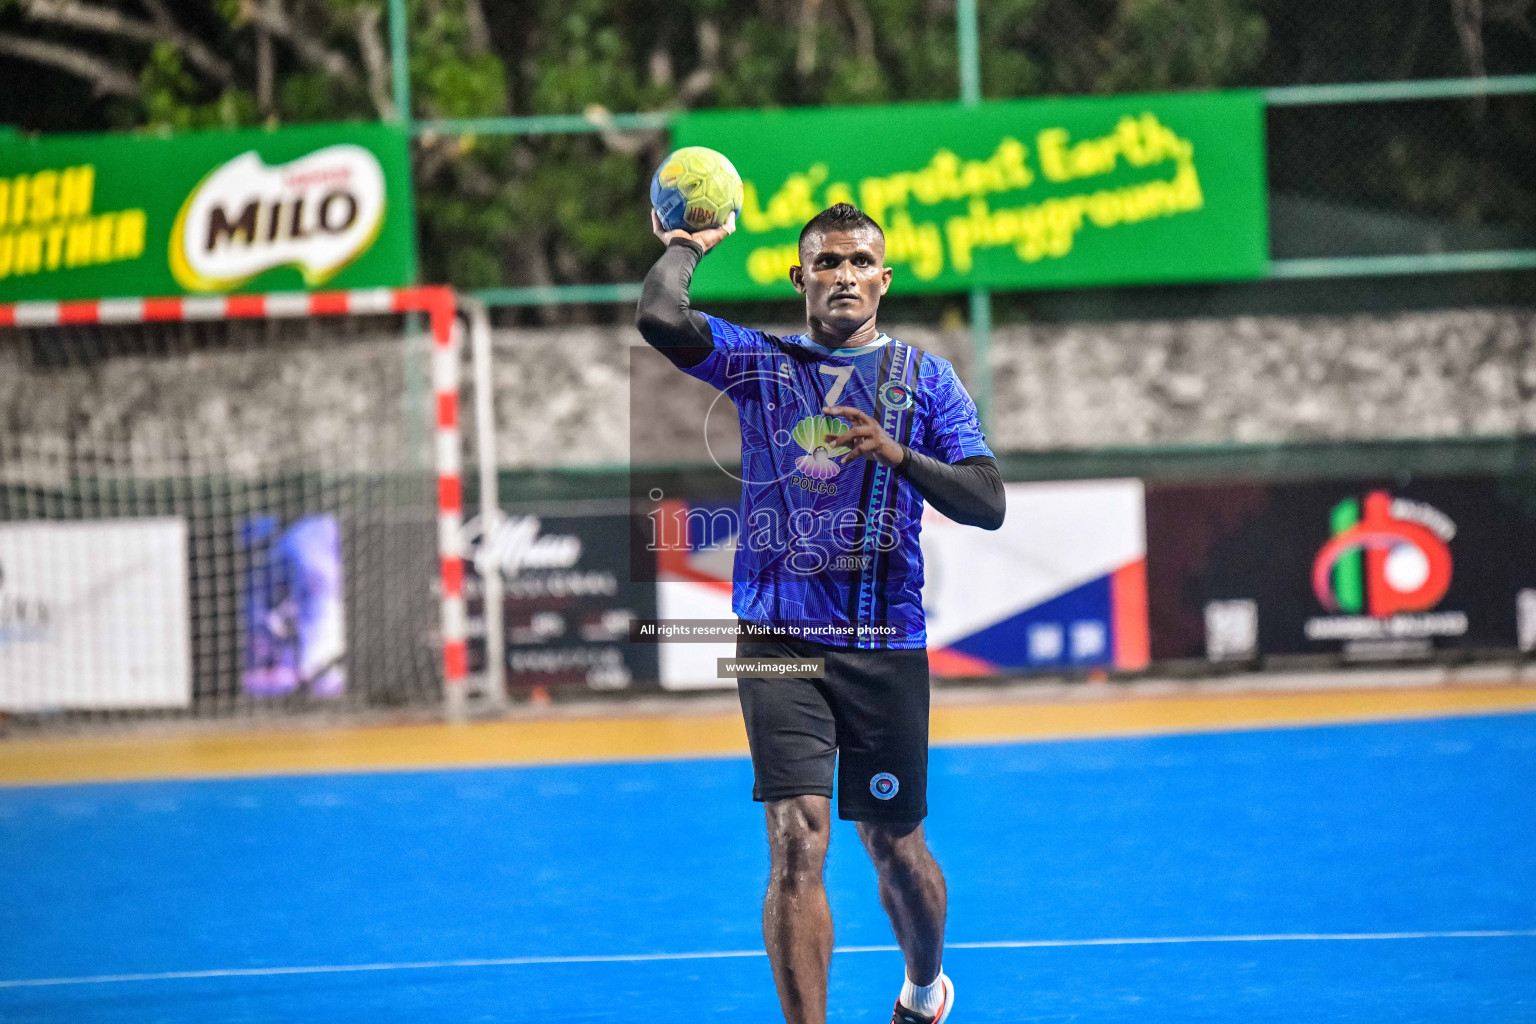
[0,289,468,721]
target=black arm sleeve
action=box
[635,239,713,369]
[897,450,1006,530]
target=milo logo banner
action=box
[1144,477,1536,664]
[673,90,1267,298]
[0,122,414,302]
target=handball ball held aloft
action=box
[651,147,744,232]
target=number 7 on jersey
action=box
[819,364,854,406]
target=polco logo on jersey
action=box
[170,144,386,292]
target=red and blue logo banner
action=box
[1313,490,1453,618]
[1146,477,1536,663]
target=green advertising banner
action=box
[673,90,1268,299]
[0,122,415,302]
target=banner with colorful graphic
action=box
[0,122,415,302]
[240,514,346,699]
[672,90,1267,299]
[921,480,1149,676]
[647,498,738,690]
[1145,477,1536,662]
[645,481,1150,687]
[0,518,190,710]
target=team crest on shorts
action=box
[870,772,899,800]
[877,380,914,411]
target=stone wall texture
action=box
[1,329,416,486]
[4,306,1532,478]
[492,306,1536,468]
[988,307,1536,452]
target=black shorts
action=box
[735,628,929,822]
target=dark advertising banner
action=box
[462,509,658,690]
[1146,477,1536,663]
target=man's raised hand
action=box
[652,209,737,253]
[823,405,907,468]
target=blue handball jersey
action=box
[683,313,993,649]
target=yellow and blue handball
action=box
[651,146,744,232]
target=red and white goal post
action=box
[0,286,498,721]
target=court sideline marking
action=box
[3,930,1533,990]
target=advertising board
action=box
[240,514,346,699]
[0,518,190,709]
[1146,478,1536,662]
[463,509,659,690]
[673,90,1267,299]
[0,122,415,301]
[922,479,1149,676]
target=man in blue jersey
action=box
[637,202,1004,1024]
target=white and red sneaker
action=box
[891,973,954,1024]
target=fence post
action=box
[389,0,411,124]
[969,288,993,432]
[957,0,992,433]
[462,298,507,708]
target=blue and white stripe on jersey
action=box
[846,338,919,645]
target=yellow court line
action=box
[1,684,1534,787]
[927,683,1536,745]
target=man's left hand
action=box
[823,406,906,468]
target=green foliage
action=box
[279,72,368,123]
[141,45,262,131]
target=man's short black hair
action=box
[798,203,884,254]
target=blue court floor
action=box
[1,712,1533,1022]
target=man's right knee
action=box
[765,795,831,888]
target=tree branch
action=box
[677,19,719,106]
[0,30,141,96]
[592,18,719,156]
[796,0,822,76]
[464,0,491,55]
[240,0,361,89]
[842,0,875,60]
[353,4,397,119]
[21,0,234,85]
[1450,0,1487,79]
[256,23,274,113]
[583,104,655,155]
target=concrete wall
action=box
[1,329,415,485]
[490,306,1536,468]
[989,307,1536,451]
[4,306,1532,480]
